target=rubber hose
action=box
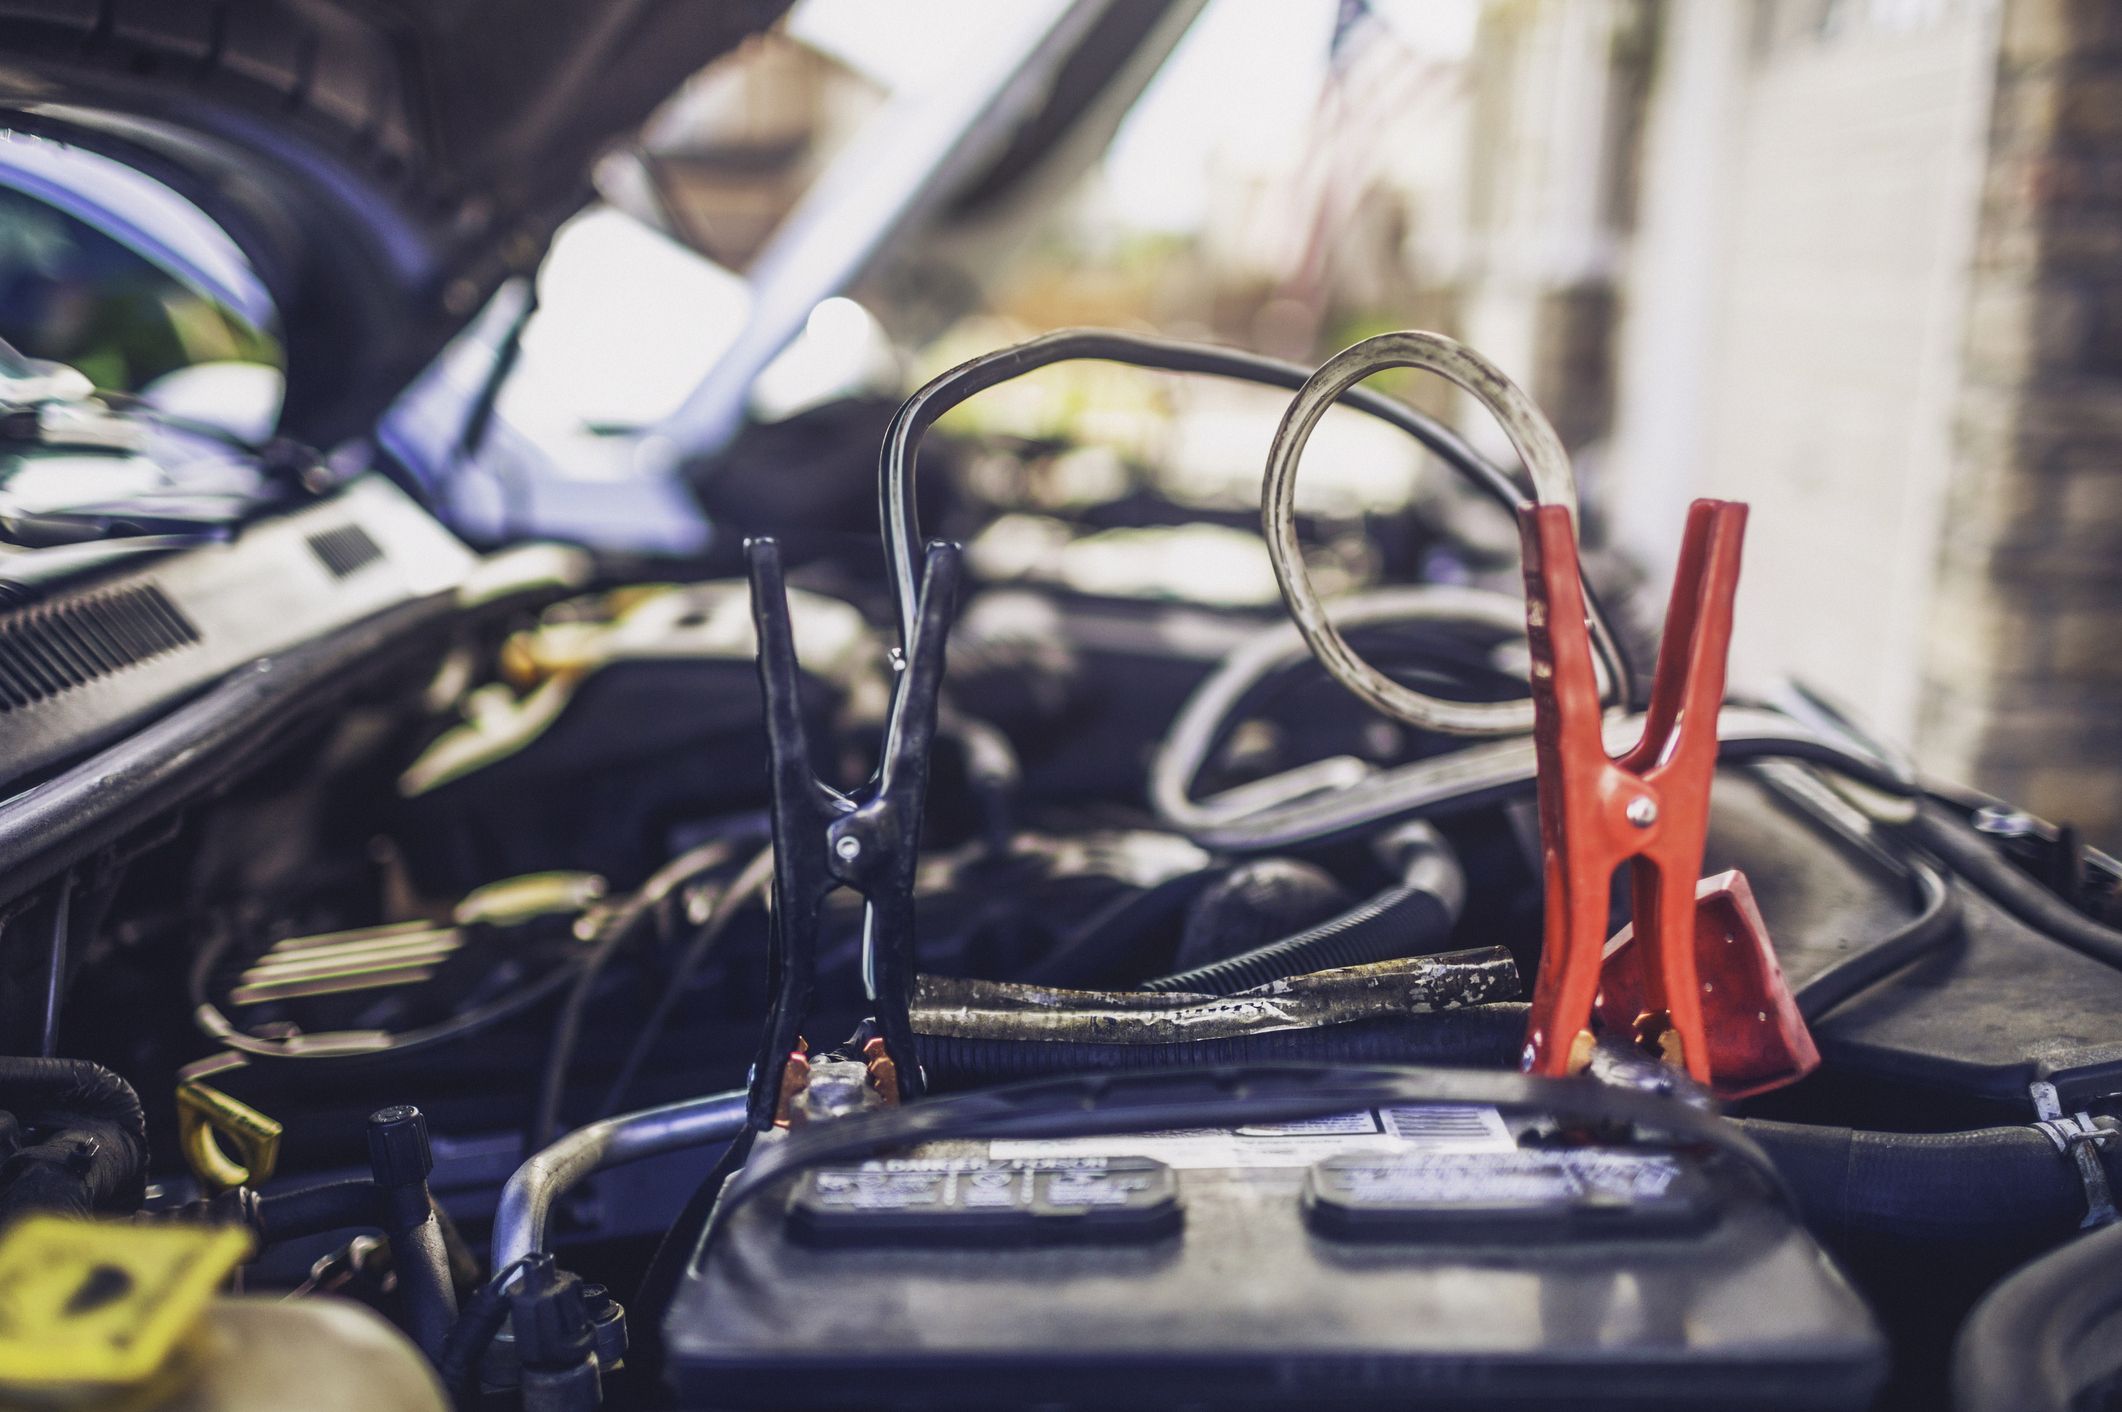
[916,1004,1529,1087]
[0,1057,149,1215]
[1144,823,1465,995]
[1953,1217,2122,1412]
[252,1181,476,1302]
[390,1202,460,1364]
[1740,1117,2118,1245]
[438,1261,528,1402]
[1909,802,2122,971]
[1172,859,1351,975]
[255,1178,383,1244]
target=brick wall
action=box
[1918,0,2122,842]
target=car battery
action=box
[661,1103,1886,1410]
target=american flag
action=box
[1283,0,1457,314]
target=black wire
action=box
[187,921,584,1063]
[454,283,538,466]
[1908,801,2122,973]
[875,329,1639,711]
[451,280,542,541]
[190,848,739,1080]
[526,905,655,1154]
[1792,857,1962,1023]
[528,841,742,1150]
[1713,733,1922,800]
[631,1122,759,1386]
[1782,680,1919,787]
[592,848,772,1122]
[1744,762,1964,1023]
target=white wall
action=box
[1608,0,1998,742]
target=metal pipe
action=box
[492,1090,748,1271]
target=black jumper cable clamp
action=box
[740,535,962,1133]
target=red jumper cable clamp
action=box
[1258,330,1816,1101]
[1518,498,1818,1099]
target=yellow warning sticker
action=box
[0,1216,251,1391]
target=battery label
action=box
[1305,1148,1715,1238]
[787,1155,1181,1246]
[989,1105,1514,1169]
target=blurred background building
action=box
[991,0,2119,843]
[930,0,2122,842]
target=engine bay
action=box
[3,324,2121,1412]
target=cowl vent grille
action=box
[306,524,384,578]
[0,584,201,710]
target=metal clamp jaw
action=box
[1519,499,1818,1098]
[742,536,961,1130]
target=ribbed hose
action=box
[917,1005,1528,1087]
[1739,1117,2118,1244]
[1145,887,1456,996]
[0,1057,150,1216]
[1143,822,1465,995]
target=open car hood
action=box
[0,0,788,447]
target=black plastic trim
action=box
[0,582,199,709]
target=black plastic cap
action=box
[366,1104,434,1187]
[510,1254,596,1371]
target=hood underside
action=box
[0,0,789,447]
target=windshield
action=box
[0,136,283,443]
